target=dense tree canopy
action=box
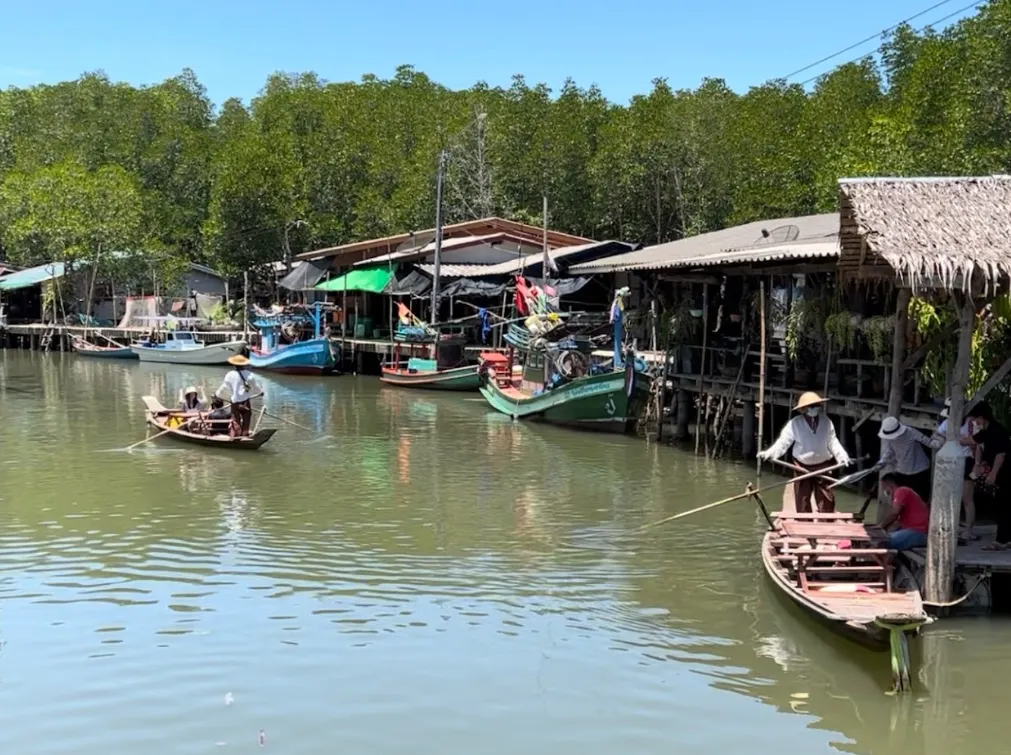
[1,2,1010,273]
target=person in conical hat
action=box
[215,353,257,436]
[757,391,852,513]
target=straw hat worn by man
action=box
[757,392,853,513]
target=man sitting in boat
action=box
[878,473,930,551]
[178,385,207,413]
[757,392,852,513]
[215,355,257,437]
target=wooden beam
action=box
[966,353,1011,415]
[902,320,958,371]
[887,289,911,417]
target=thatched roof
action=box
[838,177,1011,291]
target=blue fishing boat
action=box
[248,302,338,375]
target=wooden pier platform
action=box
[904,525,1011,574]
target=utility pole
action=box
[430,151,447,323]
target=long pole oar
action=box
[124,417,194,452]
[213,391,322,436]
[636,459,850,532]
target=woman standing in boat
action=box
[215,354,257,437]
[757,392,852,513]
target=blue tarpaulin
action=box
[0,262,65,291]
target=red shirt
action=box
[892,487,929,533]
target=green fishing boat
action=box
[476,279,651,434]
[479,355,650,432]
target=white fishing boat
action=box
[132,331,246,365]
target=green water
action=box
[0,350,1006,754]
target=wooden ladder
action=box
[39,327,55,352]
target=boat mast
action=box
[542,195,549,275]
[429,150,447,325]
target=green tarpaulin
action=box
[315,266,394,293]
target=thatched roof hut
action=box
[838,176,1011,291]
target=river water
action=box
[0,350,1007,754]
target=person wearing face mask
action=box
[875,416,935,502]
[966,403,1011,551]
[757,392,852,513]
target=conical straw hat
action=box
[794,391,828,411]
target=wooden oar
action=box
[636,459,850,532]
[212,391,321,435]
[125,416,193,452]
[769,457,836,483]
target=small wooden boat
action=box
[141,396,276,450]
[71,335,138,359]
[380,326,480,391]
[132,331,246,365]
[761,507,931,691]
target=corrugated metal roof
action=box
[417,240,636,279]
[295,217,592,262]
[570,214,840,274]
[0,261,65,290]
[352,234,509,267]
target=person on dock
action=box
[878,473,929,551]
[933,398,978,541]
[876,417,935,502]
[967,403,1011,551]
[178,385,207,413]
[215,355,256,437]
[757,392,852,513]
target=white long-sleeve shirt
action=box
[217,368,255,403]
[763,414,851,466]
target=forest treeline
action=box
[0,1,1010,282]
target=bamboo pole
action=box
[637,459,849,532]
[756,279,768,475]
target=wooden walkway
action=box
[903,524,1011,574]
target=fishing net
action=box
[118,296,164,329]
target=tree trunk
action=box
[926,295,975,606]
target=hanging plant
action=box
[860,316,895,362]
[662,301,701,346]
[824,312,858,352]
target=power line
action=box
[781,0,958,81]
[784,0,982,86]
[796,0,978,84]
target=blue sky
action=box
[0,0,981,107]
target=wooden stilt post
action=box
[695,283,710,455]
[756,279,767,475]
[926,295,975,607]
[878,287,911,523]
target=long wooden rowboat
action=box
[761,508,931,691]
[379,363,480,391]
[141,396,276,450]
[71,336,138,359]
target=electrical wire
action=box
[794,0,985,86]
